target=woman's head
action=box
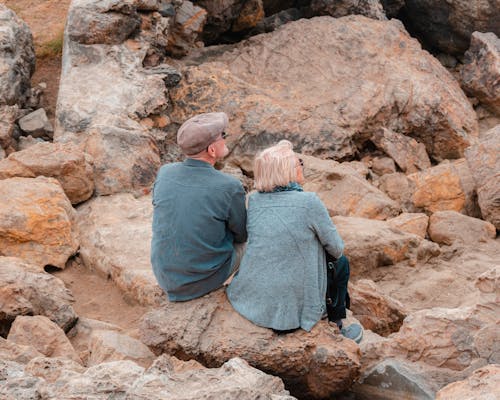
[254,140,304,192]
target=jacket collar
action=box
[184,158,214,168]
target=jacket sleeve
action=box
[227,183,248,243]
[308,193,344,259]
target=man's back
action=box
[151,158,247,301]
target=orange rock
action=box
[436,365,500,400]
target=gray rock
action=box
[18,108,54,139]
[310,0,386,20]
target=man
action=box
[151,112,247,301]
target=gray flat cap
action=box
[177,112,228,155]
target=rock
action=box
[0,367,43,400]
[353,359,436,400]
[407,160,478,215]
[0,5,35,107]
[172,16,477,163]
[0,106,19,154]
[371,128,431,173]
[18,108,54,139]
[0,257,78,336]
[0,177,79,269]
[310,0,386,20]
[88,330,155,367]
[460,32,500,115]
[66,0,141,45]
[7,315,81,364]
[140,289,361,399]
[387,213,429,238]
[465,125,500,229]
[0,142,94,204]
[349,279,407,336]
[371,156,396,175]
[435,364,500,400]
[378,172,416,211]
[76,193,164,306]
[379,0,404,17]
[167,1,207,57]
[25,357,85,383]
[302,155,401,220]
[428,211,496,246]
[232,0,265,32]
[17,135,45,151]
[0,337,44,364]
[402,0,500,55]
[333,216,424,275]
[128,356,296,399]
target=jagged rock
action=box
[232,0,265,32]
[18,108,54,139]
[302,155,401,220]
[0,363,43,400]
[167,1,207,56]
[349,279,406,336]
[25,357,85,383]
[402,0,500,55]
[0,177,79,269]
[310,0,386,20]
[436,364,500,400]
[7,316,81,364]
[0,257,77,336]
[387,213,429,238]
[378,172,416,211]
[66,0,141,45]
[140,289,361,399]
[0,337,43,364]
[88,330,156,367]
[0,106,19,154]
[76,193,164,306]
[172,16,477,163]
[428,211,496,246]
[371,156,396,175]
[460,32,500,115]
[0,142,94,204]
[0,5,35,107]
[380,0,404,17]
[333,216,426,275]
[371,128,431,173]
[17,135,44,151]
[465,125,500,229]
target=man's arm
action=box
[227,183,247,243]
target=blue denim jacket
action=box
[151,159,247,301]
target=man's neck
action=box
[187,153,216,166]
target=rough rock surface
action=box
[140,289,361,399]
[0,5,35,107]
[0,142,94,204]
[460,32,500,115]
[0,176,79,269]
[76,193,164,306]
[0,257,77,336]
[435,364,500,400]
[172,16,477,163]
[371,128,431,173]
[387,212,429,238]
[25,357,85,383]
[465,125,500,229]
[18,108,54,139]
[428,211,496,246]
[349,279,406,336]
[7,315,81,364]
[402,0,500,55]
[310,0,386,20]
[333,216,437,275]
[0,337,43,364]
[302,155,401,220]
[0,106,19,155]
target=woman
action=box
[227,140,362,342]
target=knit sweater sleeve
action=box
[307,193,344,259]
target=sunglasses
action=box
[221,131,229,140]
[298,158,304,167]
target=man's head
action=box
[177,112,229,161]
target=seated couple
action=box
[151,112,362,343]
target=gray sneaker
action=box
[340,323,363,344]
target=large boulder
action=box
[0,177,79,269]
[310,0,386,20]
[76,193,164,306]
[460,32,500,115]
[0,257,78,336]
[302,155,400,220]
[24,357,85,383]
[465,125,500,229]
[171,16,477,163]
[0,337,44,364]
[140,289,361,399]
[0,142,94,204]
[0,5,35,107]
[402,0,500,55]
[435,364,500,400]
[387,212,429,238]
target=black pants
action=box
[325,253,350,322]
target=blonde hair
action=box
[254,140,297,192]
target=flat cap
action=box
[177,112,228,155]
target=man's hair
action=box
[254,140,297,192]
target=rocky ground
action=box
[0,1,499,399]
